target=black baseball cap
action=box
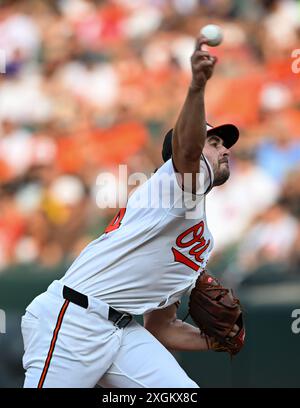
[162,123,239,162]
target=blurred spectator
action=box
[280,169,300,218]
[0,190,25,270]
[0,120,33,178]
[262,0,300,58]
[239,201,298,267]
[206,149,279,251]
[255,118,300,183]
[0,3,41,67]
[0,73,53,123]
[222,201,299,287]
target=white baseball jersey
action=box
[61,157,214,315]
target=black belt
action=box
[62,285,132,329]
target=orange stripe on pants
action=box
[38,299,70,388]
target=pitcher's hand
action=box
[190,35,217,90]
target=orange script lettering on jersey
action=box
[172,221,210,271]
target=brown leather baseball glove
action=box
[189,270,245,356]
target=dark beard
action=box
[213,168,230,186]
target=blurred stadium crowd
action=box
[0,0,300,287]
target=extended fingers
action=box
[192,51,217,64]
[192,58,217,70]
[192,50,210,59]
[195,35,210,51]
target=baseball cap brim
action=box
[206,123,239,149]
[162,123,239,162]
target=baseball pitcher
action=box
[21,35,244,388]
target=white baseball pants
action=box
[21,280,199,388]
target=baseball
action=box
[200,24,223,47]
